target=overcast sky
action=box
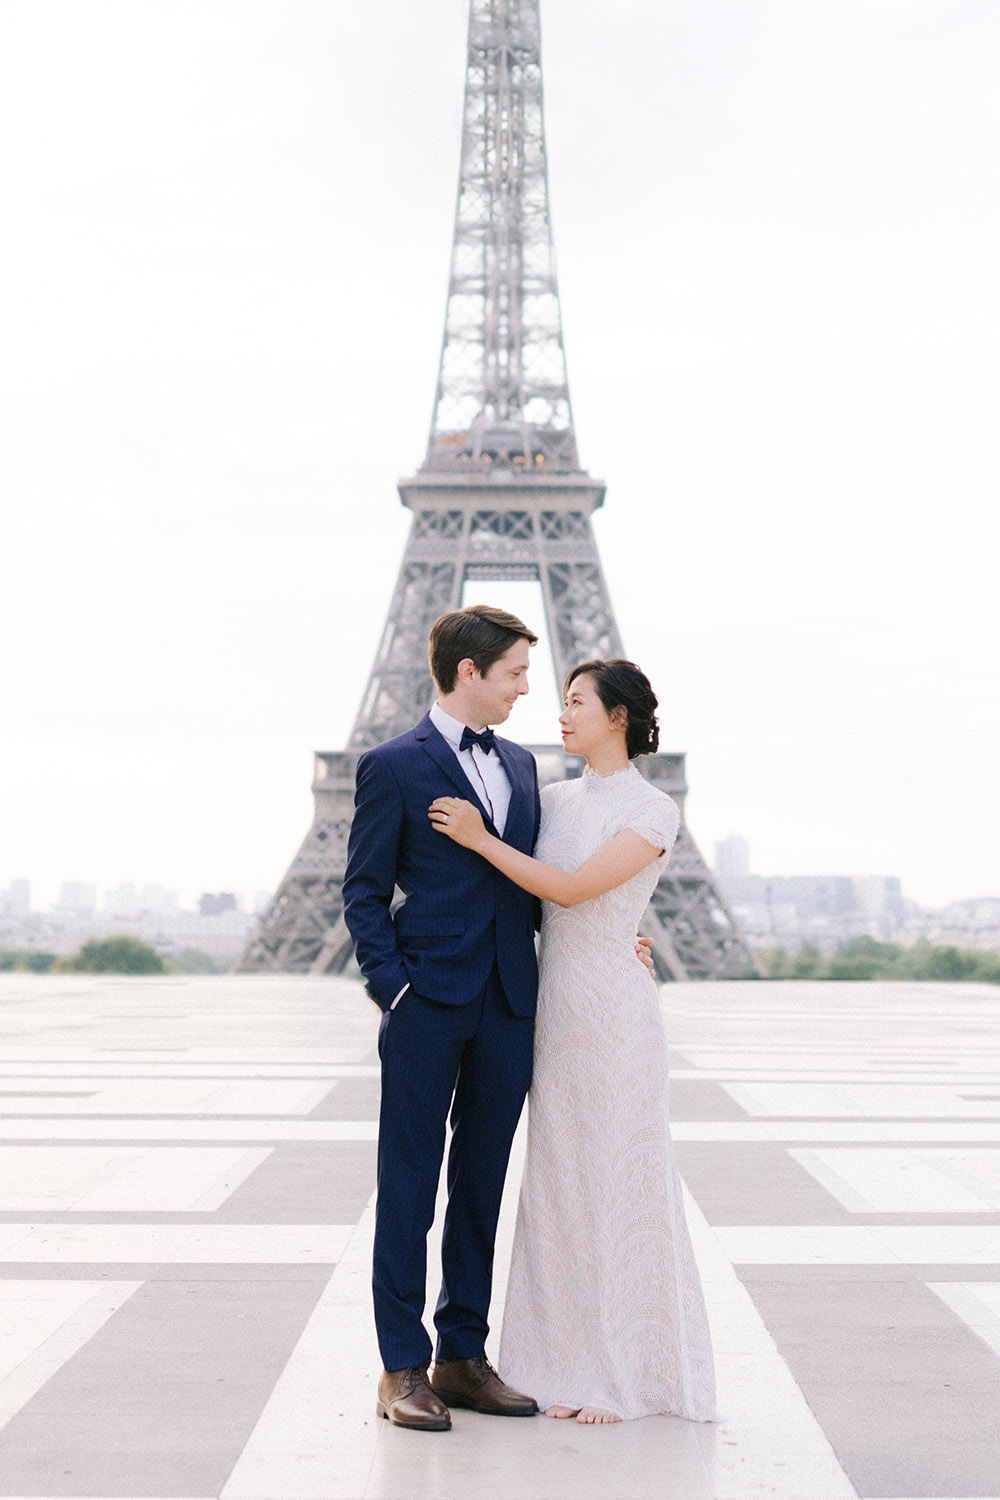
[2,0,998,912]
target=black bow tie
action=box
[460,726,496,755]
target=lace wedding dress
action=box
[498,765,717,1421]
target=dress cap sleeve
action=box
[624,790,680,859]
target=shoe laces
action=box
[398,1364,429,1396]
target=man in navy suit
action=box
[343,604,542,1431]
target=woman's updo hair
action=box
[564,659,660,759]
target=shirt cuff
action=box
[389,982,410,1011]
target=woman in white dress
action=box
[429,659,716,1426]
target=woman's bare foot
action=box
[544,1404,580,1419]
[576,1406,621,1424]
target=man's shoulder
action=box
[362,728,415,756]
[357,717,432,768]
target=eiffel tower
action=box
[239,0,754,981]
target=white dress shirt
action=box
[429,700,512,837]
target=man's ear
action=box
[455,657,479,684]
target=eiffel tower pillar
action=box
[238,0,756,980]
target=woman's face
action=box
[558,672,624,757]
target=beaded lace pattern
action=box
[499,765,717,1420]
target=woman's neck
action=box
[584,745,630,778]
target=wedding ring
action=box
[442,813,449,823]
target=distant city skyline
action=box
[0,877,270,918]
[4,861,997,927]
[707,837,1000,952]
[5,862,997,970]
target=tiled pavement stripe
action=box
[0,1088,338,1117]
[219,1196,379,1500]
[0,1278,328,1497]
[722,1116,1000,1123]
[674,1070,1000,1496]
[0,1282,140,1430]
[677,1141,858,1225]
[0,1000,378,1490]
[683,1188,859,1500]
[680,1080,1000,1092]
[308,1077,381,1119]
[216,1140,375,1222]
[12,1120,1000,1144]
[672,1124,1000,1141]
[669,1079,752,1119]
[0,1122,379,1141]
[738,1263,1000,1283]
[0,1105,979,1130]
[715,1225,1000,1263]
[786,1145,1000,1214]
[0,1073,376,1083]
[0,1224,350,1262]
[0,1055,372,1069]
[0,1264,332,1282]
[743,1273,1000,1497]
[928,1282,1000,1359]
[677,1143,1000,1224]
[0,1143,378,1224]
[0,1145,270,1215]
[0,1065,380,1076]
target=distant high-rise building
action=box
[1,879,30,918]
[199,892,238,917]
[852,876,904,927]
[55,881,97,917]
[714,834,750,886]
[104,882,140,918]
[139,884,179,915]
[773,875,857,919]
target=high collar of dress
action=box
[582,763,634,786]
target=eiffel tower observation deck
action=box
[239,0,754,980]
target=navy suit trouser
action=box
[373,965,534,1372]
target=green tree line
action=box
[3,934,998,984]
[0,937,221,975]
[762,935,1000,983]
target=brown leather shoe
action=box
[430,1355,538,1416]
[376,1364,452,1430]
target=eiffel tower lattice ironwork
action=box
[239,0,754,981]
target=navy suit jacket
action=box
[342,713,541,1017]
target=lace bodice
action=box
[536,764,680,949]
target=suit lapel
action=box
[493,736,530,849]
[415,714,497,830]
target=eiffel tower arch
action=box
[239,0,755,981]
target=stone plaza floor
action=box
[0,973,997,1500]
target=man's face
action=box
[471,638,531,725]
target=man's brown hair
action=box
[429,604,538,693]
